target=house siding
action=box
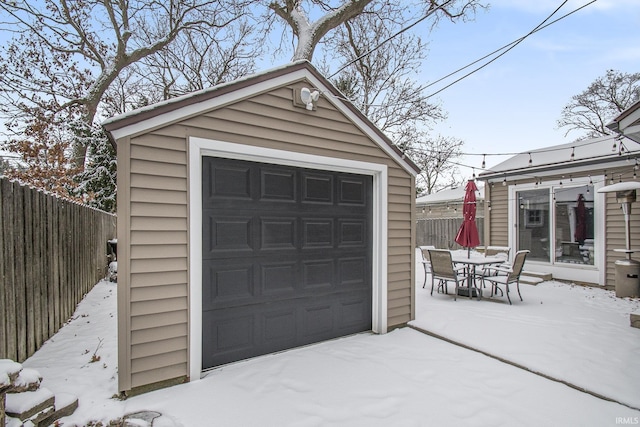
[487,183,509,247]
[604,169,640,288]
[116,80,415,393]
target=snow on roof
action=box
[479,135,640,179]
[416,182,484,205]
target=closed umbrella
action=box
[574,194,587,245]
[455,179,481,256]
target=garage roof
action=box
[103,60,420,176]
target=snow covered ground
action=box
[18,252,640,426]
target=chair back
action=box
[420,245,435,262]
[508,250,529,281]
[428,249,456,280]
[485,246,510,260]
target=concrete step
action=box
[522,270,552,281]
[520,275,546,285]
[37,393,79,427]
[5,388,78,427]
[5,387,55,424]
[1,360,78,426]
[631,311,640,329]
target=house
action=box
[607,99,640,143]
[478,134,640,287]
[415,183,485,249]
[416,183,484,219]
[103,61,419,395]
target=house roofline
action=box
[478,151,640,181]
[102,61,420,175]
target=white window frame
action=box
[508,176,605,285]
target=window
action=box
[516,184,594,266]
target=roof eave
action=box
[102,60,420,175]
[478,152,640,181]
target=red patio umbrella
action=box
[455,180,481,255]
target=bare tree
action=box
[0,0,258,210]
[0,0,252,167]
[407,134,464,194]
[327,7,446,142]
[558,69,640,140]
[323,1,484,191]
[268,0,374,61]
[140,20,262,98]
[268,0,486,62]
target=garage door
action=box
[202,157,373,369]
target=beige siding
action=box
[604,169,640,288]
[488,183,509,246]
[120,134,190,392]
[117,79,415,393]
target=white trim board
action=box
[188,136,389,382]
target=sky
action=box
[9,250,640,426]
[413,0,640,175]
[2,0,638,180]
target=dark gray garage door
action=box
[202,157,373,369]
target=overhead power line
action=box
[328,0,456,79]
[423,0,597,92]
[328,0,598,97]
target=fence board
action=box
[416,217,485,250]
[0,177,116,362]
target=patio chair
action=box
[481,250,529,304]
[428,249,468,301]
[485,246,511,260]
[419,245,435,289]
[479,245,512,281]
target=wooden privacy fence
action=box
[0,178,116,362]
[416,217,484,250]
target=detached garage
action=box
[103,61,418,395]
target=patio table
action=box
[450,250,508,299]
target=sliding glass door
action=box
[516,184,594,266]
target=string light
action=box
[570,147,575,161]
[528,153,533,166]
[502,174,507,186]
[481,154,486,169]
[612,140,617,152]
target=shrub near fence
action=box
[0,178,116,362]
[416,217,484,250]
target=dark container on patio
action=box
[615,258,640,298]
